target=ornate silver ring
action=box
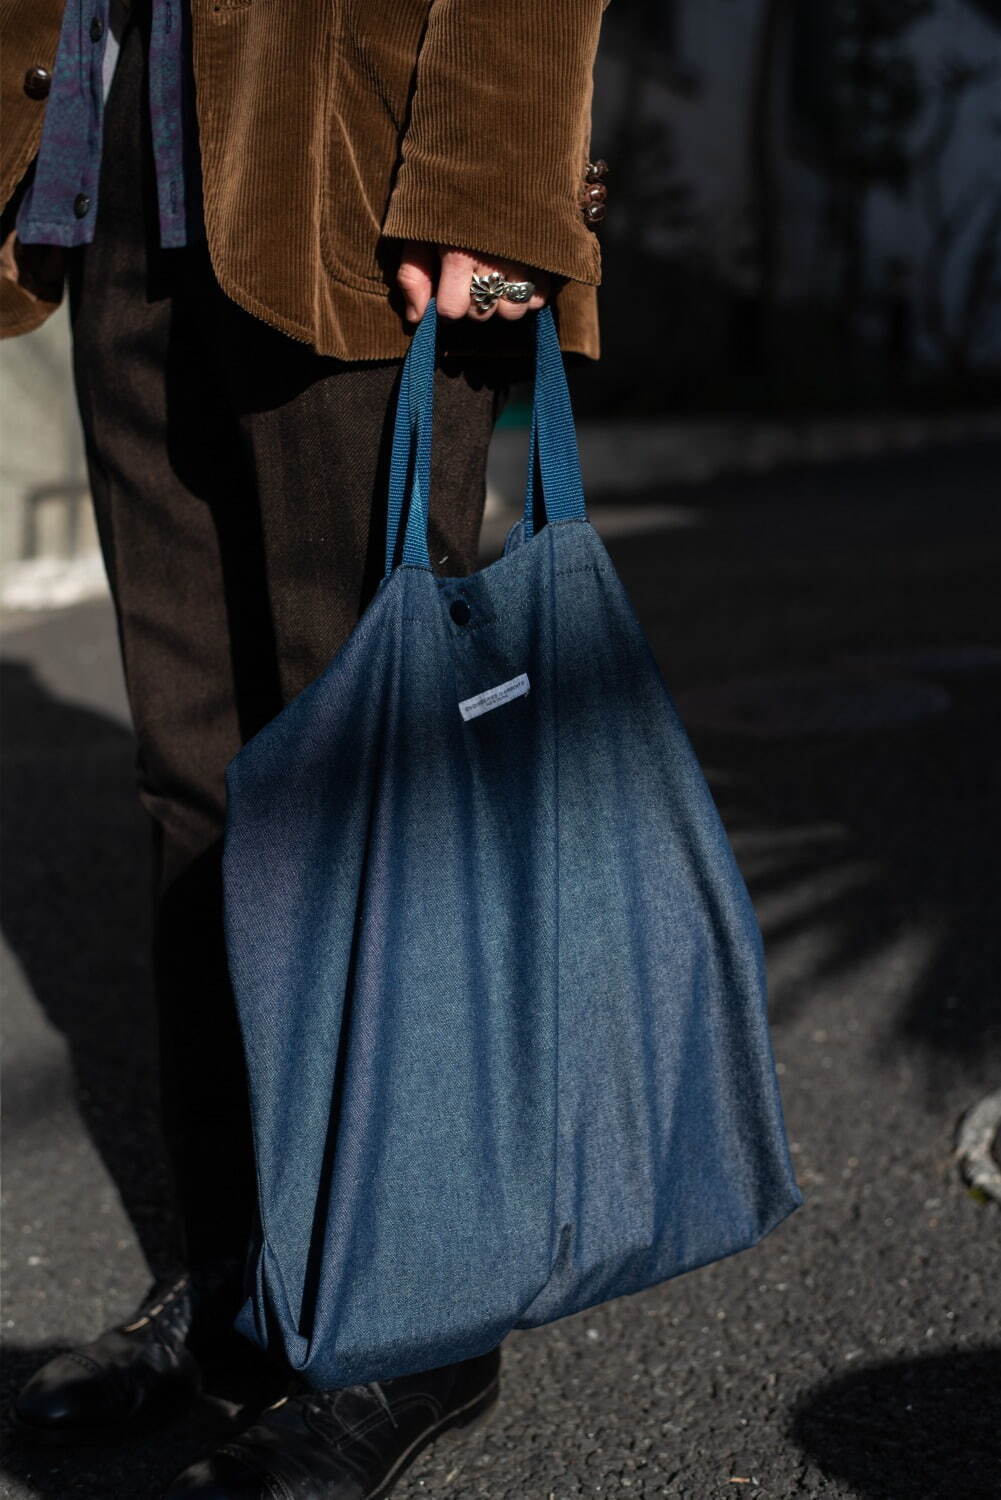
[470,272,536,312]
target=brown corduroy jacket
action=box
[0,0,607,358]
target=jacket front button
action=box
[449,599,471,625]
[23,66,52,100]
[90,15,104,40]
[74,192,91,218]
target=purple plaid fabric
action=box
[16,0,203,249]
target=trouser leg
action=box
[66,10,265,1271]
[67,6,504,1282]
[212,288,504,706]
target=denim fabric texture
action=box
[16,0,202,249]
[222,305,802,1390]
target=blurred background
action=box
[2,3,999,1497]
[4,0,1001,603]
[584,0,1001,414]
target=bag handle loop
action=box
[384,303,586,578]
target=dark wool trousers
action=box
[66,11,505,1276]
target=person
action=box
[0,1,609,1494]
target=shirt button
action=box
[74,193,92,219]
[23,66,52,99]
[449,599,471,625]
[90,15,104,40]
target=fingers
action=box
[495,269,550,321]
[396,242,437,323]
[436,249,479,319]
[437,248,551,323]
[399,243,551,326]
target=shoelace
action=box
[296,1380,399,1437]
[118,1258,244,1347]
[119,1274,191,1336]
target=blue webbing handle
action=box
[385,299,437,576]
[384,302,586,577]
[522,306,587,540]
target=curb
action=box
[485,409,1001,510]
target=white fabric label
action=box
[458,673,530,722]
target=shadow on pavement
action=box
[602,440,1001,1093]
[0,1342,237,1500]
[692,668,1001,1083]
[2,441,999,1498]
[5,448,998,1245]
[789,1348,1001,1499]
[0,655,177,1268]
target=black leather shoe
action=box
[13,1268,281,1446]
[163,1347,501,1499]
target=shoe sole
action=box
[368,1376,500,1500]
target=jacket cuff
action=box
[380,0,606,287]
[382,185,601,288]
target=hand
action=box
[397,243,550,325]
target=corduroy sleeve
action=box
[381,0,607,286]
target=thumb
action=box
[396,242,437,323]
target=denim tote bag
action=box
[222,303,801,1390]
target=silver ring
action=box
[470,272,536,312]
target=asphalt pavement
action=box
[2,440,999,1499]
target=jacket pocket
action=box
[319,11,417,294]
